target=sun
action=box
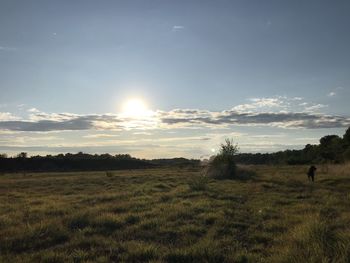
[122,98,149,117]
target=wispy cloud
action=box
[304,104,328,112]
[83,133,120,139]
[232,96,317,113]
[328,86,345,97]
[27,108,40,113]
[172,25,185,31]
[0,46,16,51]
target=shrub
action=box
[206,139,238,179]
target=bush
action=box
[206,139,238,179]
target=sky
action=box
[0,0,350,159]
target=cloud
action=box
[0,96,349,132]
[249,97,282,107]
[0,114,124,132]
[159,110,350,129]
[156,96,342,129]
[17,104,26,110]
[328,86,345,97]
[0,119,92,132]
[172,25,184,31]
[0,112,19,121]
[232,96,310,112]
[0,111,349,132]
[304,104,327,112]
[0,46,16,51]
[27,108,40,113]
[83,133,120,139]
[133,132,152,136]
[0,135,63,145]
[250,134,286,139]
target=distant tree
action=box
[115,154,132,160]
[0,153,7,158]
[319,135,343,162]
[17,152,28,158]
[343,127,350,146]
[101,153,112,159]
[342,127,350,160]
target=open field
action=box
[0,165,350,262]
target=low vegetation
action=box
[1,165,349,262]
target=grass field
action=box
[0,165,350,262]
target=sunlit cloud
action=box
[0,112,20,121]
[27,108,40,113]
[304,104,328,112]
[0,96,349,133]
[83,133,120,139]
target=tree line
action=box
[0,152,200,173]
[233,127,350,165]
[0,127,349,172]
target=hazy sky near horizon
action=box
[1,0,350,158]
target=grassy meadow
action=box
[0,165,350,262]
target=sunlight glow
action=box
[122,98,155,121]
[121,98,152,118]
[118,98,157,130]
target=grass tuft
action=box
[188,175,209,191]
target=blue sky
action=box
[1,0,350,158]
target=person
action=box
[307,165,317,182]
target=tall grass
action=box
[0,165,349,262]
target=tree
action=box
[343,127,350,146]
[207,139,239,179]
[17,152,28,158]
[320,135,340,147]
[319,135,343,162]
[219,138,239,157]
